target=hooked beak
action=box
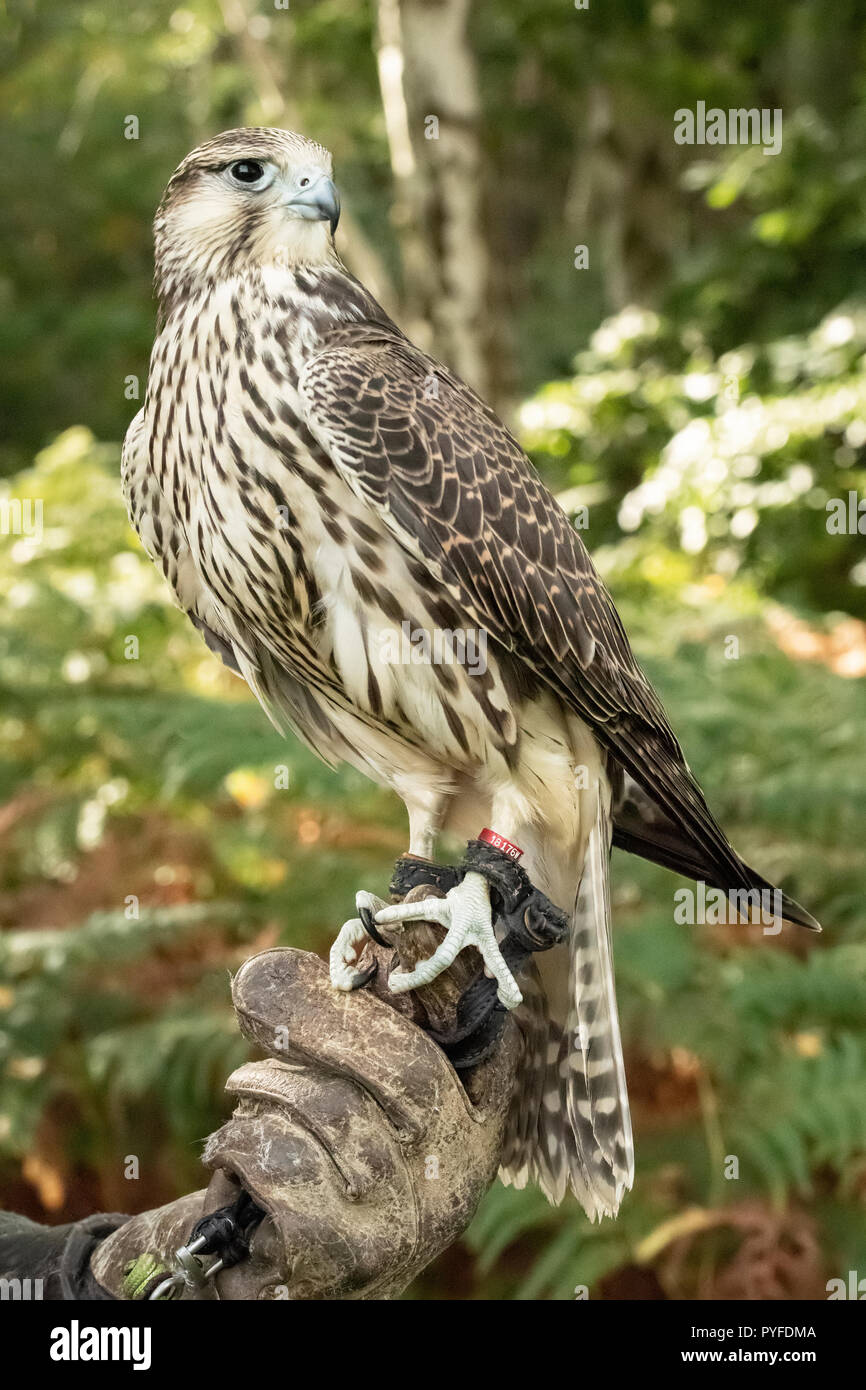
[286,175,341,235]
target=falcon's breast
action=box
[127,267,523,780]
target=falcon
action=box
[124,129,820,1217]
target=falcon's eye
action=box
[228,159,267,186]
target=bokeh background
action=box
[2,0,866,1300]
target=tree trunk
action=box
[376,0,496,401]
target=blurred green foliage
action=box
[1,0,865,1300]
[6,0,866,466]
[524,306,866,617]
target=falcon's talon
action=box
[373,871,523,1010]
[358,895,391,948]
[329,892,389,992]
[349,960,379,990]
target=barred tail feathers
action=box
[500,788,633,1217]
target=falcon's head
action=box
[154,127,340,304]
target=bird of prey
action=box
[124,128,820,1218]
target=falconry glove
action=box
[90,943,520,1300]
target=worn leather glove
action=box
[90,925,520,1300]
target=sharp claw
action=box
[356,891,389,917]
[330,916,371,991]
[350,891,390,946]
[348,960,378,990]
[359,902,390,947]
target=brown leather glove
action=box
[91,925,519,1300]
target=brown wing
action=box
[298,322,806,909]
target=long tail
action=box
[500,788,634,1217]
[612,771,821,932]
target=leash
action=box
[126,1189,267,1301]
